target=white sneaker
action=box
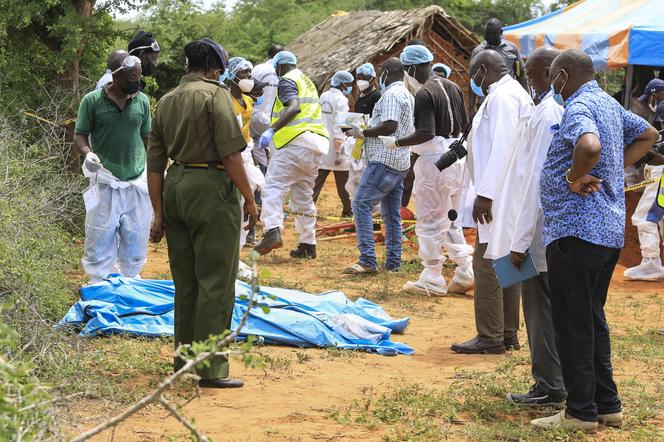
[624,257,664,281]
[598,411,623,428]
[403,279,447,297]
[448,266,474,293]
[530,410,598,433]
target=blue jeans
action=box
[352,161,406,270]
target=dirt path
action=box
[75,177,664,441]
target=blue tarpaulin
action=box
[58,277,413,356]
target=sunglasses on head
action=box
[129,41,160,54]
[112,55,142,74]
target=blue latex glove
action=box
[259,127,275,150]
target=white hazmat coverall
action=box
[82,163,152,282]
[625,164,664,280]
[238,139,266,279]
[260,132,327,245]
[408,136,474,294]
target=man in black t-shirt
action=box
[393,45,475,296]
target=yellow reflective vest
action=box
[271,68,328,149]
[658,175,664,208]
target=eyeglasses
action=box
[129,41,160,54]
[112,55,142,74]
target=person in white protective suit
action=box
[250,44,283,171]
[253,51,329,259]
[625,80,664,280]
[312,70,354,217]
[226,56,267,278]
[73,52,153,284]
[390,44,474,295]
[346,63,382,205]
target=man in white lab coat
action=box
[451,50,533,354]
[485,47,567,406]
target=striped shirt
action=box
[364,81,414,171]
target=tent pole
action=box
[623,64,634,109]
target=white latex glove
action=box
[346,124,364,138]
[84,152,102,172]
[378,135,397,149]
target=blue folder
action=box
[492,250,540,289]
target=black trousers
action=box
[401,153,418,207]
[312,169,352,217]
[547,237,622,422]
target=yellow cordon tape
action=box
[624,178,660,192]
[279,209,418,225]
[23,112,76,127]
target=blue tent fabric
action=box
[58,277,413,356]
[503,0,664,70]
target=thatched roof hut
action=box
[288,5,478,92]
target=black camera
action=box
[434,139,467,171]
[634,132,664,168]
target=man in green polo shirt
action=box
[73,51,152,284]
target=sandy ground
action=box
[72,176,664,441]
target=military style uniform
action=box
[148,73,246,379]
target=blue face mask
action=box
[255,96,265,106]
[551,70,567,107]
[342,86,353,96]
[379,70,389,91]
[219,70,228,83]
[470,78,485,98]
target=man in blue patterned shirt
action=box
[531,49,658,433]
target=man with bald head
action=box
[469,18,527,115]
[530,49,658,432]
[484,46,566,406]
[96,49,128,90]
[451,49,533,355]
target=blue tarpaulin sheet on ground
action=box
[58,277,413,356]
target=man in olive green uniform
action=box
[147,38,258,388]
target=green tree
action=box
[0,0,142,109]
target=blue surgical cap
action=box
[330,70,354,87]
[272,51,297,67]
[228,57,253,80]
[433,63,452,78]
[356,63,376,78]
[400,45,434,66]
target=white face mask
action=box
[649,97,658,112]
[357,79,371,92]
[238,78,254,93]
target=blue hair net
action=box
[400,45,434,66]
[330,70,354,87]
[356,63,376,78]
[433,63,452,78]
[272,51,297,67]
[228,57,253,80]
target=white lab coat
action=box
[484,94,563,271]
[469,74,533,243]
[319,88,351,171]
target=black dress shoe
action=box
[504,334,521,350]
[451,336,505,354]
[254,227,283,255]
[198,378,244,389]
[290,243,316,259]
[507,383,566,407]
